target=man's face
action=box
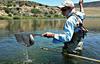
[60,7,71,16]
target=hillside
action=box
[0,1,61,18]
[75,1,100,7]
[84,1,100,7]
[0,0,100,19]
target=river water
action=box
[0,19,100,64]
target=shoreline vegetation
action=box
[0,15,65,20]
[0,1,100,20]
[0,7,100,20]
[0,15,100,20]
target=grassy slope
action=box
[82,7,100,31]
[84,7,100,16]
[76,7,100,16]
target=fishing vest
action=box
[67,13,88,44]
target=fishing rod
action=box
[31,34,42,36]
[15,32,62,47]
[41,47,100,63]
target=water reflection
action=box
[0,19,65,33]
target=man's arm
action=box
[79,0,84,13]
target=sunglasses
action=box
[60,7,71,11]
[60,8,67,11]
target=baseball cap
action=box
[58,0,74,8]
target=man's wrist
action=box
[79,0,83,4]
[51,34,55,38]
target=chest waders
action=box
[62,13,88,55]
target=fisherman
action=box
[15,0,88,54]
[41,0,88,54]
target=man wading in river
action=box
[16,0,88,55]
[41,0,88,54]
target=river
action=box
[0,19,100,64]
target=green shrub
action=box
[53,14,64,18]
[0,16,11,20]
[13,16,21,19]
[5,8,10,14]
[31,8,41,14]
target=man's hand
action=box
[42,32,54,38]
[79,0,83,4]
[79,0,84,12]
[79,0,83,6]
